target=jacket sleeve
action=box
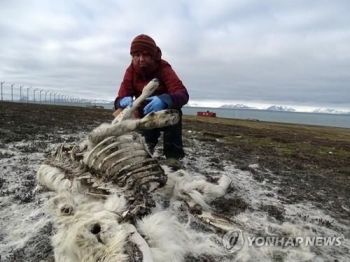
[114,65,135,109]
[160,62,189,108]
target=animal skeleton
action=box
[37,78,235,261]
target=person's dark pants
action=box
[140,109,185,159]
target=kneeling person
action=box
[114,34,189,170]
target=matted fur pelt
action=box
[37,79,235,262]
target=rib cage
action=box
[85,133,166,190]
[38,78,175,218]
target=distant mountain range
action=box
[221,103,257,110]
[186,103,350,114]
[97,100,349,115]
[221,104,297,112]
[265,105,296,112]
[312,108,349,114]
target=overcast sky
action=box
[0,0,349,111]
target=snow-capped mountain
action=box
[186,102,201,107]
[140,100,350,114]
[266,106,296,112]
[220,104,257,109]
[313,108,349,114]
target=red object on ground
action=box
[197,111,217,117]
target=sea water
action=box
[182,107,350,129]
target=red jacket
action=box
[115,59,189,117]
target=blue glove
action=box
[119,96,133,108]
[143,95,172,115]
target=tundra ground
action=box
[0,101,349,261]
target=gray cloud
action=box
[0,0,349,110]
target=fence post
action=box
[26,86,32,103]
[33,88,39,103]
[44,91,49,104]
[0,82,4,101]
[39,89,44,103]
[11,84,14,102]
[20,86,23,102]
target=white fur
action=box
[50,191,229,262]
[136,210,225,261]
[37,164,81,192]
[41,145,233,261]
[49,192,128,261]
[137,211,189,261]
[161,169,231,210]
[38,78,233,261]
[127,224,155,262]
[88,111,180,147]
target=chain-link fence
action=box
[0,81,102,108]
